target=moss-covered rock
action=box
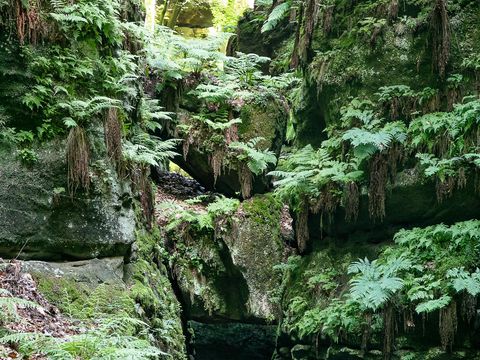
[127,228,188,359]
[167,194,288,323]
[224,195,286,320]
[0,140,135,260]
[173,97,288,197]
[293,1,480,146]
[23,228,188,359]
[308,169,480,246]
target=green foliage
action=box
[148,27,228,80]
[17,148,38,164]
[343,121,406,160]
[59,96,122,128]
[348,257,409,311]
[50,0,123,46]
[269,145,362,210]
[229,137,277,175]
[415,295,451,314]
[447,267,480,296]
[0,316,163,359]
[283,220,480,347]
[261,2,290,33]
[163,195,240,234]
[0,289,42,324]
[123,134,178,167]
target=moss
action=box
[35,275,134,320]
[280,241,380,336]
[293,1,480,146]
[128,228,188,359]
[239,98,287,154]
[241,193,282,227]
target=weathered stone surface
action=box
[175,1,213,29]
[308,169,480,245]
[170,195,288,323]
[19,257,125,286]
[173,98,288,197]
[224,195,288,320]
[0,140,135,260]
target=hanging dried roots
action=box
[210,149,224,186]
[461,294,476,323]
[344,181,360,222]
[14,0,43,45]
[368,153,387,221]
[225,123,238,145]
[383,306,395,360]
[430,0,450,78]
[66,126,90,196]
[131,165,154,228]
[182,132,195,161]
[322,6,334,34]
[298,0,318,64]
[296,201,309,254]
[388,0,399,19]
[436,176,455,203]
[457,167,467,189]
[239,163,253,199]
[403,309,416,332]
[361,312,373,354]
[387,144,404,183]
[439,301,457,352]
[104,108,123,168]
[311,182,340,225]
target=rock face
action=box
[173,98,288,197]
[223,196,289,319]
[176,1,214,29]
[169,195,289,322]
[310,170,480,245]
[0,141,135,260]
[157,184,292,359]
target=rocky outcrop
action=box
[173,98,288,197]
[0,140,135,260]
[156,176,293,359]
[21,257,125,286]
[308,169,480,245]
[162,193,290,323]
[176,1,213,29]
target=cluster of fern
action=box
[271,77,479,252]
[283,220,480,356]
[147,28,298,198]
[0,0,183,231]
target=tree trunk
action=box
[167,0,183,29]
[159,0,169,25]
[290,2,303,69]
[383,305,395,360]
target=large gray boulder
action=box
[0,141,135,260]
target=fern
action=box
[447,267,480,296]
[348,257,408,311]
[0,316,163,359]
[123,134,179,167]
[415,295,451,314]
[229,137,277,175]
[0,291,43,322]
[58,96,122,127]
[269,145,363,208]
[343,121,406,160]
[261,2,291,33]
